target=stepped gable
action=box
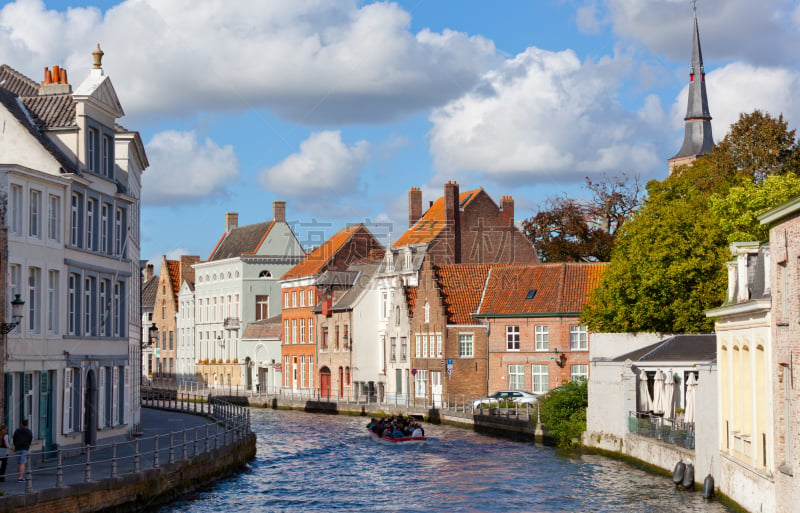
[393,188,481,247]
[208,221,275,261]
[476,263,607,316]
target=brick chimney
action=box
[408,187,422,228]
[273,201,286,223]
[443,180,461,263]
[39,65,72,95]
[500,195,515,227]
[179,255,200,285]
[225,212,238,233]
[143,263,154,282]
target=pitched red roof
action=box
[166,260,182,299]
[392,189,481,247]
[476,263,607,316]
[435,263,514,324]
[281,224,364,280]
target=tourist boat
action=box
[367,430,427,445]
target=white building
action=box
[0,46,147,448]
[176,279,196,382]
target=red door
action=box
[320,369,331,399]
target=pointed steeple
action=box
[669,5,714,173]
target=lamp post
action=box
[0,294,24,425]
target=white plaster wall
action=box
[352,283,381,385]
[586,360,636,438]
[693,363,720,490]
[719,456,775,513]
[590,333,668,360]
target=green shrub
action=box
[539,379,588,448]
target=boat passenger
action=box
[411,425,423,438]
[391,427,406,439]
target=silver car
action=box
[471,390,540,408]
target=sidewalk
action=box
[0,408,216,497]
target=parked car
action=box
[471,390,540,408]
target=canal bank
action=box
[0,400,256,513]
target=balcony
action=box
[223,317,240,330]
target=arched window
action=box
[396,305,401,325]
[259,270,271,278]
[345,366,350,385]
[424,301,430,323]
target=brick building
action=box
[280,224,383,393]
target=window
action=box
[436,334,442,357]
[9,184,22,234]
[100,203,109,253]
[87,127,98,172]
[343,324,349,348]
[532,364,549,394]
[569,325,588,351]
[84,276,95,336]
[390,337,396,362]
[381,292,389,319]
[509,364,524,390]
[570,364,588,381]
[292,319,297,344]
[29,189,41,238]
[414,370,428,398]
[114,207,123,255]
[308,289,313,306]
[335,325,340,351]
[395,305,400,325]
[284,292,289,308]
[415,334,421,358]
[400,337,407,362]
[300,319,306,343]
[322,327,329,350]
[169,331,173,350]
[308,317,314,343]
[506,326,520,351]
[102,134,112,177]
[284,320,290,343]
[459,333,473,358]
[68,274,78,335]
[86,199,96,250]
[48,194,60,242]
[292,291,297,308]
[424,301,430,323]
[535,325,549,351]
[113,282,123,337]
[47,270,59,333]
[300,291,305,307]
[28,267,41,333]
[422,335,428,358]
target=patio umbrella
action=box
[663,370,675,419]
[652,369,665,415]
[684,373,698,424]
[638,373,652,412]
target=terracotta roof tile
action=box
[282,224,377,280]
[436,263,515,324]
[404,287,417,319]
[208,221,275,261]
[166,260,182,300]
[393,189,481,247]
[477,263,607,316]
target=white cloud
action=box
[671,62,800,142]
[604,0,800,66]
[259,130,369,201]
[576,2,604,35]
[141,130,240,205]
[428,46,664,184]
[0,0,497,124]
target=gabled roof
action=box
[141,275,159,309]
[436,263,512,325]
[0,65,38,97]
[476,263,607,317]
[21,93,76,128]
[612,334,717,363]
[243,314,282,339]
[330,263,381,311]
[208,221,275,261]
[393,189,481,247]
[282,224,376,281]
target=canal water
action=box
[156,408,733,512]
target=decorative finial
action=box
[92,44,104,69]
[691,0,697,15]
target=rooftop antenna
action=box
[690,0,697,15]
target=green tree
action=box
[582,111,800,334]
[539,379,588,449]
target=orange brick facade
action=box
[280,285,316,389]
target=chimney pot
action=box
[52,65,60,84]
[408,187,422,228]
[44,67,52,85]
[273,201,286,223]
[60,68,68,84]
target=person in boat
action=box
[391,425,406,439]
[411,424,423,438]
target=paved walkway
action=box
[0,408,217,496]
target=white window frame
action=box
[535,325,549,351]
[48,270,59,334]
[28,267,40,333]
[506,325,520,351]
[29,189,41,238]
[508,364,524,391]
[10,184,22,235]
[458,333,473,358]
[415,334,421,358]
[414,370,427,398]
[569,325,588,351]
[532,364,549,394]
[48,194,60,242]
[570,364,589,381]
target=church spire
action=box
[669,4,714,173]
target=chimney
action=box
[408,187,422,228]
[39,65,72,95]
[500,195,515,227]
[225,212,239,233]
[443,180,461,263]
[143,263,154,282]
[179,255,201,285]
[273,201,286,223]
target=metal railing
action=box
[12,393,250,494]
[628,411,695,449]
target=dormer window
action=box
[102,134,112,177]
[405,249,412,270]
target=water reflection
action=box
[156,409,732,513]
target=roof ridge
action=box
[475,265,493,315]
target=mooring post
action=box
[55,448,64,488]
[154,435,160,470]
[134,439,141,473]
[84,445,92,483]
[111,442,118,478]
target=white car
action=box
[471,390,540,408]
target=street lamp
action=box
[0,294,25,334]
[148,323,158,346]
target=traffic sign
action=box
[447,359,453,365]
[447,368,452,374]
[440,360,445,365]
[411,369,417,375]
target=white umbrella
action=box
[684,372,698,424]
[663,370,675,420]
[638,373,652,412]
[652,370,665,415]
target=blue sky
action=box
[2,0,799,267]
